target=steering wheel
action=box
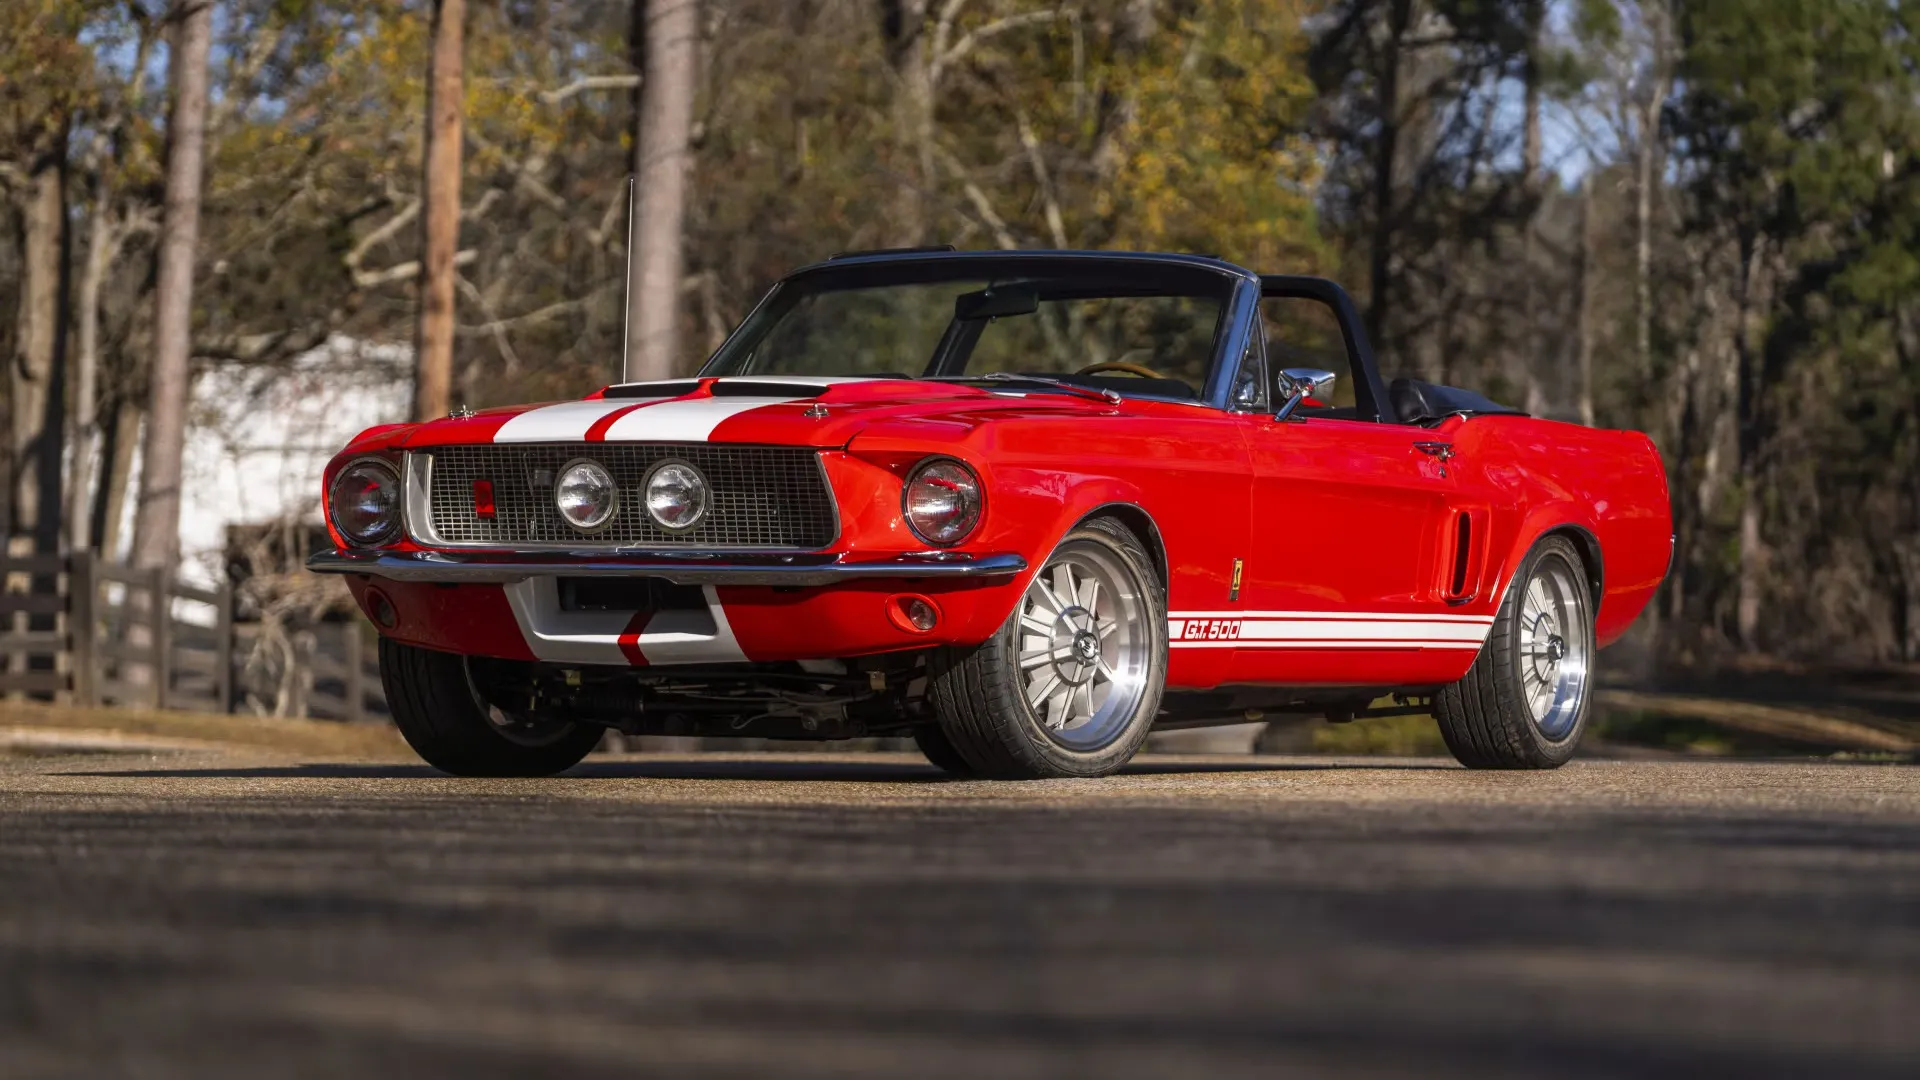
[1074,360,1167,379]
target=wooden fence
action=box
[0,551,384,721]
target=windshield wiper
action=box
[930,373,1121,405]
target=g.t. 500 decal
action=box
[1173,618,1243,641]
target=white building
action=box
[173,338,412,590]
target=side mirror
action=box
[1274,367,1338,421]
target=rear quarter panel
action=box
[1451,417,1671,648]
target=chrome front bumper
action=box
[306,548,1028,586]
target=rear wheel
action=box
[1434,535,1596,769]
[380,639,602,777]
[928,517,1166,779]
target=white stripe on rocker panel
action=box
[600,396,801,442]
[1232,619,1490,643]
[1169,610,1494,624]
[492,400,642,443]
[1170,639,1485,650]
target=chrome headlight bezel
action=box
[555,458,620,532]
[328,457,403,548]
[901,456,984,547]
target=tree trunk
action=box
[414,0,466,421]
[1363,0,1411,358]
[70,156,117,554]
[1519,0,1545,417]
[1637,3,1671,389]
[131,0,212,574]
[1733,234,1765,651]
[882,0,930,246]
[9,140,69,557]
[624,0,698,381]
[1574,173,1595,428]
[95,401,141,560]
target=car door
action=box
[1221,293,1476,686]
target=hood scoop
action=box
[603,379,703,399]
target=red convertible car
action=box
[311,250,1671,778]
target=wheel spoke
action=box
[1020,645,1068,670]
[1027,670,1061,710]
[1031,580,1067,616]
[1020,612,1055,635]
[1080,576,1101,619]
[1096,617,1117,639]
[1046,685,1074,729]
[1052,563,1077,613]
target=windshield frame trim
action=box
[696,252,1260,412]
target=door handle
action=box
[1414,442,1455,462]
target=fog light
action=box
[907,599,937,631]
[365,588,398,629]
[644,460,709,531]
[888,594,941,634]
[556,459,618,531]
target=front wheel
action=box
[927,517,1167,779]
[1434,535,1596,769]
[380,639,603,777]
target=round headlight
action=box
[645,461,709,531]
[556,459,618,530]
[902,458,982,546]
[328,459,401,547]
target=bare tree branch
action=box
[1015,107,1069,248]
[933,9,1064,86]
[538,74,642,105]
[352,248,477,289]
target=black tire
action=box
[928,516,1167,779]
[380,638,602,777]
[1434,535,1596,769]
[911,724,976,777]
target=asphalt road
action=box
[2,748,1917,1079]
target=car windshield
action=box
[701,259,1235,401]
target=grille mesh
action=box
[418,444,836,549]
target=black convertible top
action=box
[1388,378,1528,425]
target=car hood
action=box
[391,376,1110,450]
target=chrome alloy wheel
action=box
[1016,547,1150,751]
[1519,553,1591,741]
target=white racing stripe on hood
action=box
[600,396,801,442]
[493,400,643,443]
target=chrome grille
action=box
[414,444,837,549]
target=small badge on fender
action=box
[1230,558,1244,602]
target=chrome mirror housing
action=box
[1274,367,1338,421]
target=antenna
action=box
[620,176,636,383]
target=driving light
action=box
[556,459,618,530]
[902,458,982,546]
[328,459,402,547]
[644,461,709,531]
[907,598,938,630]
